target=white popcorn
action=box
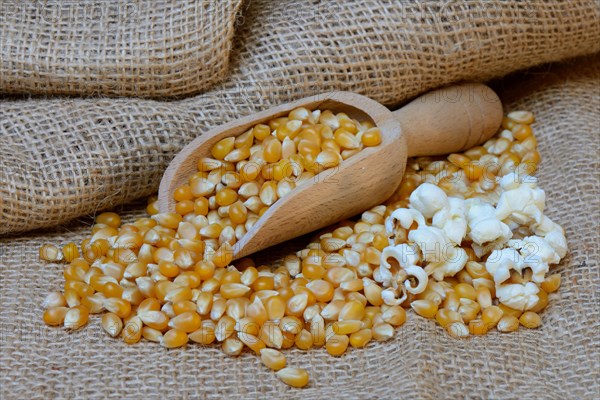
[424,246,468,281]
[380,243,421,270]
[408,225,451,263]
[385,208,426,233]
[545,229,568,259]
[496,174,546,225]
[432,197,467,245]
[373,266,393,287]
[402,265,429,294]
[496,282,540,311]
[508,235,560,283]
[485,248,525,284]
[466,198,512,245]
[379,244,427,293]
[408,183,449,218]
[381,287,407,306]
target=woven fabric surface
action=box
[0,0,242,98]
[1,0,600,235]
[0,55,598,399]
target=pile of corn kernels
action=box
[41,109,565,388]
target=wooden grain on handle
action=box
[393,83,503,157]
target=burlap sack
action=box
[2,0,599,236]
[0,0,242,98]
[1,0,599,235]
[0,55,598,399]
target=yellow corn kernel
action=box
[62,243,80,263]
[40,244,62,262]
[321,266,354,287]
[445,321,469,338]
[530,289,549,313]
[468,319,489,335]
[168,311,201,333]
[213,243,233,268]
[43,292,67,309]
[326,334,350,356]
[138,298,161,312]
[43,306,69,326]
[211,137,235,160]
[481,306,504,327]
[337,300,365,321]
[161,329,189,348]
[362,127,382,147]
[260,348,287,371]
[142,327,163,343]
[64,305,89,329]
[498,303,523,318]
[164,286,193,303]
[263,295,285,321]
[252,276,275,292]
[476,287,492,309]
[173,300,198,315]
[305,280,334,303]
[96,212,121,228]
[381,305,406,327]
[276,367,309,388]
[349,328,372,348]
[215,315,235,342]
[286,293,309,317]
[260,321,284,349]
[189,320,216,345]
[435,308,461,327]
[465,261,491,279]
[454,283,477,300]
[507,111,534,125]
[101,312,123,337]
[541,274,561,293]
[519,311,542,329]
[103,298,131,319]
[411,299,438,319]
[332,320,362,335]
[363,279,384,306]
[497,315,520,333]
[295,329,314,350]
[151,212,182,230]
[195,260,215,280]
[334,129,360,149]
[138,310,169,331]
[220,283,251,299]
[221,337,244,356]
[371,323,394,341]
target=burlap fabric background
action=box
[0,0,243,98]
[1,0,600,235]
[0,55,598,399]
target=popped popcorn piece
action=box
[409,183,449,218]
[466,198,512,245]
[495,282,540,311]
[385,208,426,232]
[402,265,429,294]
[423,246,468,281]
[496,173,545,224]
[432,197,467,245]
[485,248,525,284]
[380,243,421,270]
[508,235,561,283]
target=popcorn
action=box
[495,282,540,311]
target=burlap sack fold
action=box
[0,56,598,399]
[0,0,243,98]
[2,0,599,236]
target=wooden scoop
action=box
[159,83,502,259]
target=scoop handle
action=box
[393,83,503,158]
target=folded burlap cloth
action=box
[0,0,599,398]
